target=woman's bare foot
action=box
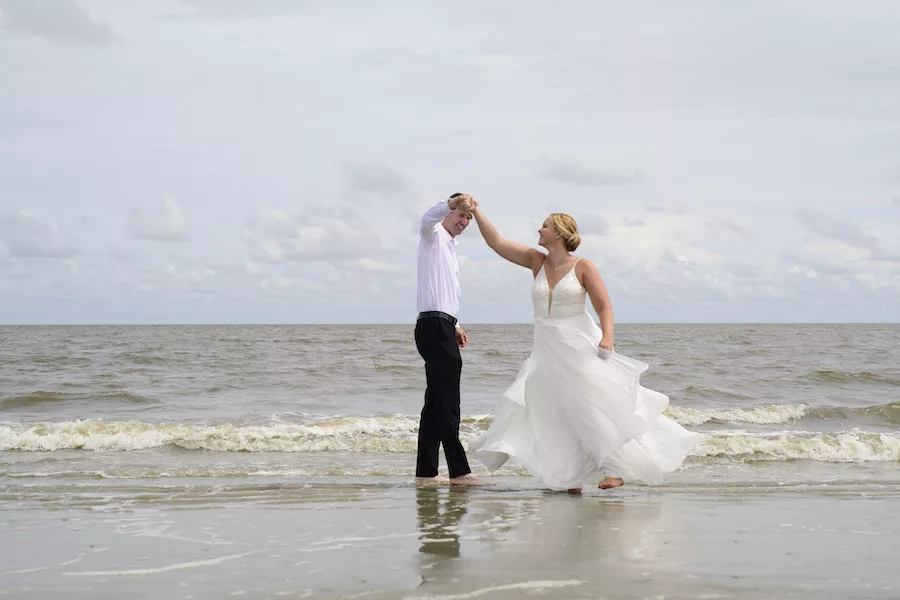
[449,474,495,486]
[415,475,450,485]
[598,477,624,489]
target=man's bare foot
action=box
[598,477,624,489]
[415,475,450,485]
[449,474,495,486]
[567,488,582,494]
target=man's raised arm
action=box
[420,200,452,240]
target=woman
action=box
[467,199,699,491]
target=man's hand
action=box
[455,327,469,348]
[448,193,478,213]
[459,194,478,213]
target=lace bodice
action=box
[532,262,587,319]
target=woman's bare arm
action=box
[578,259,614,350]
[472,206,544,274]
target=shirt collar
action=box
[440,225,459,246]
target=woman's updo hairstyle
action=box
[550,213,581,252]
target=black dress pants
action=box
[414,317,472,479]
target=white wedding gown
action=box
[470,262,700,489]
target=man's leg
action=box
[431,320,471,479]
[415,320,441,478]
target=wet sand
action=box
[2,474,899,599]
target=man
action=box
[415,193,491,486]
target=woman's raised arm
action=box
[472,206,544,274]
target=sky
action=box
[1,0,900,324]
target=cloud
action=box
[349,257,405,273]
[0,0,115,44]
[340,160,409,195]
[791,209,900,266]
[536,158,643,187]
[577,214,612,236]
[623,218,646,227]
[133,197,190,242]
[645,205,689,214]
[0,210,78,258]
[892,195,900,208]
[164,263,219,293]
[106,245,134,262]
[175,0,315,19]
[884,166,900,184]
[725,263,763,278]
[781,248,862,276]
[793,209,877,250]
[260,275,301,296]
[708,219,748,235]
[242,207,375,262]
[868,246,900,263]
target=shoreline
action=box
[2,477,899,599]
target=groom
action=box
[415,193,491,486]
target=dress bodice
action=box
[532,262,587,319]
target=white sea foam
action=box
[692,430,900,462]
[665,404,809,425]
[63,550,261,577]
[3,419,898,463]
[406,579,584,600]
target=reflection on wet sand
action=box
[412,487,676,597]
[416,487,470,558]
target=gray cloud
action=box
[340,160,409,195]
[793,209,878,250]
[106,245,135,263]
[537,158,643,187]
[725,263,763,278]
[0,0,115,44]
[3,1,900,323]
[0,210,79,258]
[646,205,688,214]
[892,195,900,208]
[133,198,190,242]
[577,214,612,236]
[884,166,900,184]
[242,206,376,263]
[781,248,861,276]
[176,0,316,19]
[868,246,900,263]
[708,219,748,235]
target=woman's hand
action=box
[599,337,614,352]
[449,193,477,213]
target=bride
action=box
[466,196,699,491]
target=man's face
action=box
[443,210,471,237]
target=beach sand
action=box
[3,470,899,599]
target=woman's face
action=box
[538,217,557,247]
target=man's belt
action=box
[417,311,457,326]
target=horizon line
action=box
[2,321,899,326]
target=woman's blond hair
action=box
[549,213,581,252]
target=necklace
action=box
[547,255,571,272]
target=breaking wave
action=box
[2,418,898,463]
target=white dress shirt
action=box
[417,201,461,326]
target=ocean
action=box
[2,324,899,599]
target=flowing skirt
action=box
[470,312,699,489]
